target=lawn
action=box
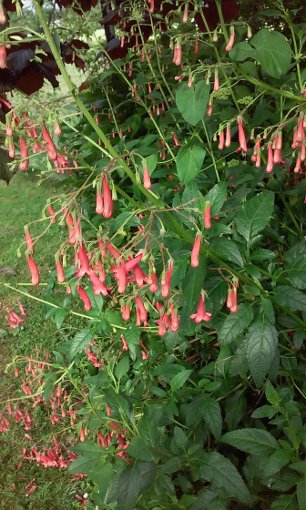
[0,173,89,510]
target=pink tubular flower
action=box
[102,175,113,219]
[190,291,212,323]
[42,124,57,161]
[213,69,219,92]
[170,304,180,332]
[148,271,158,293]
[225,26,235,52]
[0,45,7,69]
[88,271,110,296]
[143,164,151,190]
[148,0,154,14]
[121,335,129,351]
[173,42,182,66]
[218,129,224,150]
[225,124,231,147]
[76,243,91,277]
[48,204,56,224]
[237,116,248,152]
[266,143,274,174]
[24,227,34,254]
[26,255,40,285]
[226,286,238,313]
[55,257,65,283]
[121,304,130,321]
[204,201,211,229]
[7,309,24,329]
[161,260,173,298]
[76,285,92,312]
[191,233,202,268]
[19,138,29,172]
[135,296,147,325]
[115,262,127,294]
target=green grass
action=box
[0,173,90,510]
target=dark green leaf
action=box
[246,319,278,387]
[287,254,306,290]
[204,182,227,216]
[297,477,306,510]
[219,304,254,344]
[171,369,193,391]
[221,428,279,455]
[115,356,129,380]
[251,29,292,79]
[211,238,244,267]
[176,80,210,126]
[273,286,306,312]
[235,191,274,243]
[127,437,154,462]
[201,396,222,439]
[200,452,250,504]
[229,42,256,61]
[107,462,156,509]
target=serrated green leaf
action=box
[70,328,92,358]
[265,381,280,405]
[176,143,206,184]
[171,369,193,391]
[127,437,154,462]
[297,477,306,510]
[107,462,156,510]
[176,80,210,126]
[286,254,306,290]
[200,452,250,504]
[201,396,222,439]
[273,286,306,312]
[221,428,279,455]
[219,304,254,344]
[271,494,297,510]
[246,319,278,387]
[263,449,290,477]
[235,191,274,243]
[115,355,129,380]
[204,182,227,217]
[211,238,244,267]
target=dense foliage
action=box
[1,1,306,508]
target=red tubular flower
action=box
[53,122,62,137]
[8,141,15,159]
[135,296,147,325]
[190,291,212,323]
[173,42,182,66]
[161,260,173,298]
[55,257,65,283]
[19,138,29,172]
[121,304,130,321]
[102,175,113,219]
[182,5,189,23]
[237,117,248,152]
[24,227,34,254]
[191,233,202,268]
[0,6,7,25]
[116,262,127,294]
[170,304,180,332]
[225,124,231,147]
[218,129,224,150]
[0,45,7,69]
[225,26,235,52]
[194,36,199,55]
[26,255,40,285]
[88,271,110,296]
[213,69,219,92]
[204,201,211,229]
[76,285,92,312]
[76,243,91,277]
[125,253,144,272]
[134,265,146,288]
[266,143,274,174]
[226,286,238,313]
[148,271,158,293]
[121,335,129,351]
[42,124,57,161]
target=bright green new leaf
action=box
[176,143,206,185]
[176,81,210,126]
[251,29,292,79]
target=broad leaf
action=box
[218,304,254,344]
[204,182,227,216]
[69,328,92,358]
[273,286,306,312]
[176,80,210,126]
[176,143,206,184]
[200,452,250,504]
[297,477,306,510]
[286,254,306,290]
[211,238,244,267]
[251,29,292,79]
[229,42,256,61]
[222,428,279,456]
[201,396,222,439]
[246,319,278,387]
[171,369,193,391]
[235,191,274,243]
[107,462,156,510]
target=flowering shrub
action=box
[1,0,306,508]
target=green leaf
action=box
[297,477,306,510]
[218,304,254,344]
[221,428,279,455]
[265,381,280,405]
[200,452,250,504]
[235,191,274,243]
[176,80,210,126]
[107,462,156,510]
[211,238,244,267]
[53,308,67,329]
[115,356,129,380]
[246,319,278,387]
[201,396,222,439]
[69,328,92,358]
[144,154,158,174]
[251,29,292,79]
[229,42,256,61]
[287,254,306,290]
[204,182,227,216]
[263,449,290,477]
[127,437,154,462]
[171,369,193,391]
[271,494,297,510]
[176,143,206,185]
[273,286,306,312]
